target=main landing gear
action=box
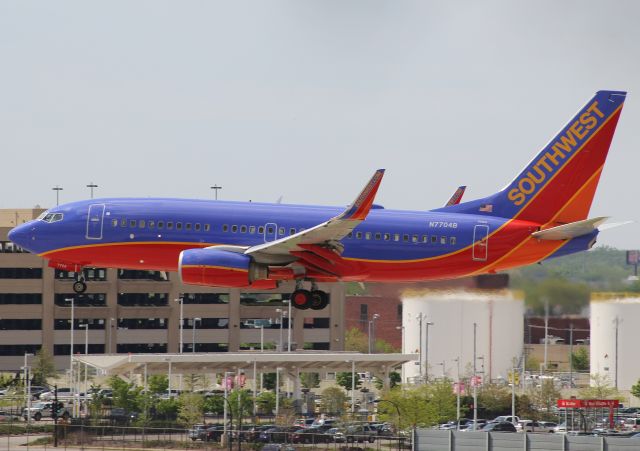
[72,272,87,294]
[290,281,329,311]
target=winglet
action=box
[340,169,385,221]
[444,186,467,207]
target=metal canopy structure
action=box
[73,352,418,377]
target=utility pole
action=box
[210,185,222,200]
[614,317,620,389]
[425,321,434,381]
[569,323,574,389]
[455,357,461,430]
[543,298,549,371]
[417,313,423,380]
[473,322,478,430]
[52,185,63,206]
[86,182,98,199]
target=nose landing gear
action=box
[291,282,329,310]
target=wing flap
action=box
[532,217,608,240]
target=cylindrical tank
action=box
[401,289,524,383]
[590,294,640,391]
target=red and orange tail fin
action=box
[440,91,626,224]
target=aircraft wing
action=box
[245,169,385,265]
[444,186,466,207]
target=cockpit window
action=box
[40,213,64,223]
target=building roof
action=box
[74,351,418,376]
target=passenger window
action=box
[148,220,155,229]
[267,226,274,234]
[139,220,146,228]
[231,225,238,233]
[356,232,363,239]
[121,219,127,227]
[412,235,418,243]
[375,232,381,240]
[348,232,353,238]
[365,232,371,240]
[130,220,137,228]
[204,224,210,232]
[431,235,437,243]
[167,222,173,230]
[240,225,247,233]
[279,227,285,236]
[249,226,256,234]
[422,235,428,243]
[194,223,200,231]
[450,237,457,245]
[384,233,390,241]
[157,221,164,229]
[394,234,400,242]
[176,222,183,231]
[111,219,118,227]
[440,236,447,244]
[185,223,192,231]
[223,225,229,232]
[290,228,296,235]
[403,234,409,242]
[258,226,265,234]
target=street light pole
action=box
[369,313,380,354]
[67,297,75,397]
[79,323,89,413]
[210,185,223,200]
[473,322,478,431]
[23,353,33,426]
[192,317,201,353]
[425,321,434,382]
[286,300,292,352]
[416,313,423,380]
[276,309,285,352]
[52,185,63,206]
[454,357,461,430]
[86,182,98,199]
[175,298,184,353]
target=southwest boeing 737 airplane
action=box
[8,90,626,311]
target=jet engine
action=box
[179,248,269,288]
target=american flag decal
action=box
[479,204,493,212]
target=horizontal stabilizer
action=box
[532,217,609,240]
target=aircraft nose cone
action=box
[8,224,28,247]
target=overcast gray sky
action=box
[1,1,639,249]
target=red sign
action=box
[557,399,619,408]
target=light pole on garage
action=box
[368,314,380,353]
[175,298,184,353]
[52,185,63,206]
[86,182,98,199]
[210,185,223,200]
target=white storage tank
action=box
[590,294,640,391]
[401,290,524,383]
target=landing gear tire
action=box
[309,290,329,310]
[72,280,87,294]
[291,289,311,309]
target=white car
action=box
[518,420,556,433]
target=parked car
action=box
[517,420,556,433]
[23,401,70,421]
[293,418,315,428]
[494,415,520,424]
[482,422,517,433]
[345,424,377,443]
[459,419,488,431]
[325,427,346,442]
[0,411,20,422]
[40,388,73,400]
[260,445,295,451]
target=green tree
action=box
[374,372,401,390]
[631,379,640,400]
[300,372,320,389]
[477,383,511,419]
[31,349,58,385]
[228,389,253,424]
[108,376,143,412]
[530,379,561,420]
[321,386,347,416]
[256,391,276,415]
[579,373,624,400]
[148,375,168,395]
[155,398,179,421]
[177,392,204,426]
[262,373,277,390]
[571,347,590,371]
[425,380,457,425]
[344,327,369,353]
[336,372,362,392]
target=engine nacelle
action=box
[179,248,269,288]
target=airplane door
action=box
[472,224,489,261]
[264,223,278,242]
[86,204,106,240]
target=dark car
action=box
[259,426,295,443]
[324,428,346,442]
[345,424,377,443]
[291,426,333,444]
[482,421,517,432]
